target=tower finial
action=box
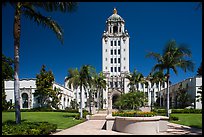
[113,8,117,14]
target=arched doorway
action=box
[111,90,121,109]
[22,93,28,108]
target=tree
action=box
[34,65,61,109]
[3,2,77,124]
[2,54,14,111]
[66,65,93,119]
[146,40,194,117]
[176,83,193,108]
[126,69,144,91]
[115,91,147,110]
[197,61,202,76]
[152,71,167,107]
[92,72,107,111]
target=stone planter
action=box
[114,116,160,135]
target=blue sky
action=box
[2,2,202,86]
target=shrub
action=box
[170,116,179,121]
[112,111,156,117]
[2,120,57,135]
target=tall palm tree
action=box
[66,65,93,119]
[66,68,80,109]
[126,69,144,91]
[146,40,194,117]
[3,2,77,124]
[151,71,167,107]
[93,72,107,111]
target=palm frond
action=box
[22,8,63,44]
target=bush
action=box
[153,108,202,114]
[112,111,156,117]
[2,120,57,135]
[170,116,179,121]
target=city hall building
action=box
[4,9,202,111]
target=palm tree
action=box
[146,40,194,117]
[151,71,167,107]
[93,72,107,112]
[66,68,80,109]
[3,2,77,124]
[66,65,93,119]
[126,69,144,91]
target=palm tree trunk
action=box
[80,86,83,119]
[89,90,92,114]
[166,69,170,117]
[97,89,100,112]
[13,3,21,124]
[159,84,162,107]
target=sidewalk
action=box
[52,120,202,135]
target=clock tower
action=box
[102,8,130,110]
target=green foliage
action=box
[34,65,61,109]
[176,83,193,109]
[114,91,147,110]
[153,108,202,114]
[112,111,156,117]
[126,69,145,91]
[2,120,57,135]
[169,115,179,121]
[66,65,95,118]
[2,54,14,111]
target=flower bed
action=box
[112,111,156,117]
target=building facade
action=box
[4,79,73,109]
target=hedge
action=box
[2,120,57,135]
[112,111,156,117]
[4,107,79,113]
[153,108,202,114]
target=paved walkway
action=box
[52,120,202,135]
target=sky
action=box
[2,2,202,86]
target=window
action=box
[105,67,107,70]
[124,49,125,51]
[114,41,117,46]
[118,41,121,46]
[111,58,113,63]
[118,67,121,72]
[111,41,113,46]
[111,67,113,72]
[115,82,118,87]
[119,27,121,33]
[115,67,117,72]
[124,57,125,60]
[111,49,113,55]
[110,82,113,88]
[118,58,120,63]
[124,66,126,69]
[114,49,116,55]
[114,58,117,63]
[105,58,107,61]
[105,49,107,52]
[118,49,120,55]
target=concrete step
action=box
[89,114,107,120]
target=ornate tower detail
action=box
[102,8,130,110]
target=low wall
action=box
[106,115,169,135]
[115,117,160,135]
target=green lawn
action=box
[170,114,202,129]
[2,112,84,129]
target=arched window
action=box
[113,26,118,33]
[22,93,28,108]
